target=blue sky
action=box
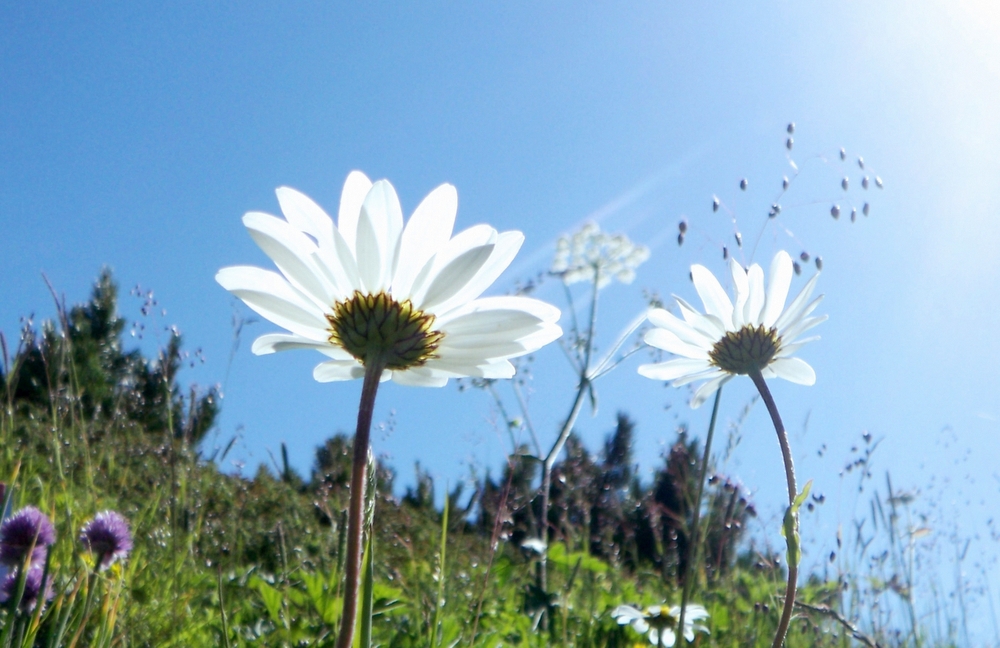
[3,1,1000,632]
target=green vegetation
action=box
[0,272,970,646]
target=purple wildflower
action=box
[1,566,53,613]
[79,511,133,570]
[0,506,56,567]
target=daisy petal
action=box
[409,224,497,306]
[637,357,711,381]
[430,231,524,316]
[762,250,793,328]
[729,258,749,328]
[769,357,816,385]
[691,264,734,328]
[675,296,726,339]
[438,295,560,326]
[242,212,336,307]
[216,266,329,340]
[391,368,448,388]
[745,263,765,325]
[275,186,335,249]
[337,171,373,256]
[251,333,352,360]
[773,273,820,332]
[313,359,365,382]
[356,180,403,292]
[393,183,458,297]
[644,328,710,359]
[671,366,725,387]
[690,374,731,409]
[780,313,828,343]
[646,308,714,348]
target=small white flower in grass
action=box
[551,221,650,288]
[612,603,710,646]
[638,251,826,408]
[217,172,563,386]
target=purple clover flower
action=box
[0,506,56,567]
[1,566,53,613]
[79,511,133,571]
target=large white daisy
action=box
[638,251,826,407]
[217,172,563,386]
[611,603,710,646]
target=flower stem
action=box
[747,370,797,648]
[676,386,723,643]
[336,356,386,648]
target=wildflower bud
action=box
[815,256,823,270]
[782,176,790,190]
[677,233,684,246]
[858,156,865,169]
[831,205,840,219]
[841,177,849,191]
[712,196,720,212]
[769,203,781,218]
[851,208,857,222]
[862,176,870,189]
[734,232,742,247]
[830,551,837,563]
[786,137,794,150]
[875,176,883,188]
[787,122,795,134]
[800,251,810,262]
[739,178,748,191]
[807,502,815,511]
[839,147,846,160]
[793,261,801,275]
[722,246,728,260]
[678,220,687,234]
[863,202,870,216]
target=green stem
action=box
[747,370,797,648]
[676,387,723,642]
[335,356,386,648]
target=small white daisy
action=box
[217,172,562,386]
[638,251,826,407]
[612,603,710,646]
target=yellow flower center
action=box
[326,291,444,369]
[708,324,780,375]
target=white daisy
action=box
[217,172,563,386]
[638,251,826,407]
[611,603,710,646]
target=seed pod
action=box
[800,251,810,262]
[787,122,795,134]
[863,202,870,216]
[782,176,790,190]
[875,176,883,188]
[842,177,849,191]
[793,261,801,275]
[739,178,748,191]
[831,204,840,219]
[772,203,781,215]
[735,231,743,247]
[678,219,687,233]
[815,256,823,270]
[722,245,729,260]
[839,147,846,160]
[786,137,794,150]
[858,156,865,169]
[677,233,684,246]
[712,196,720,212]
[851,208,857,222]
[862,176,870,189]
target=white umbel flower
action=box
[611,603,710,646]
[638,251,826,407]
[217,172,563,387]
[551,221,650,288]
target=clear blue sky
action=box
[3,1,999,636]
